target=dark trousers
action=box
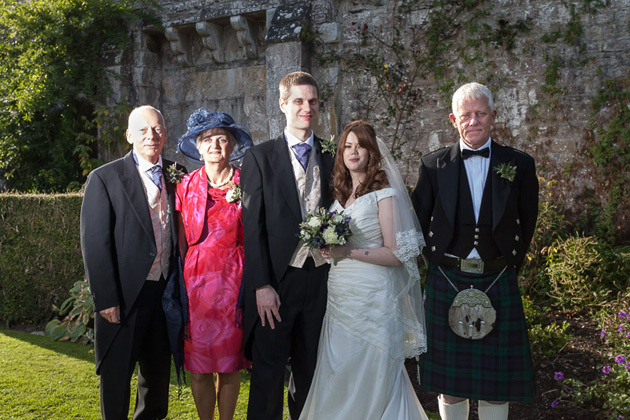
[247,259,328,420]
[99,280,171,420]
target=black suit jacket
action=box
[240,134,335,354]
[411,140,538,269]
[80,151,185,373]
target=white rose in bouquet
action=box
[322,226,339,245]
[308,217,322,228]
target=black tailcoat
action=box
[240,134,335,353]
[80,152,185,372]
[241,134,335,419]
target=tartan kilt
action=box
[419,263,536,402]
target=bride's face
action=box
[343,132,369,174]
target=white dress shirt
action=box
[460,138,492,259]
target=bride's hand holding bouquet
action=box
[298,207,352,261]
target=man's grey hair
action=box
[451,83,495,115]
[127,105,165,129]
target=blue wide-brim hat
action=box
[177,109,253,163]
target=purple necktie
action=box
[148,166,162,191]
[292,143,312,170]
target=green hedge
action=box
[0,193,84,325]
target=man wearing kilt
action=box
[411,82,539,420]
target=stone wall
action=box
[108,0,630,235]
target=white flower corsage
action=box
[226,184,241,203]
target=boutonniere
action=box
[320,135,337,155]
[165,163,185,184]
[226,170,241,203]
[494,162,517,182]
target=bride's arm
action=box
[321,196,401,266]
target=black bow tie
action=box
[462,148,490,159]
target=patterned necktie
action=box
[462,148,490,159]
[292,143,312,170]
[148,165,163,191]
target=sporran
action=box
[439,266,506,340]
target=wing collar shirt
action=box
[284,129,326,268]
[285,129,315,218]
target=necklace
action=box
[208,166,234,189]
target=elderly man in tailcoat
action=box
[81,105,186,419]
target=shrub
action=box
[553,295,630,418]
[520,177,568,302]
[594,298,630,419]
[522,296,571,358]
[0,193,84,324]
[544,234,629,312]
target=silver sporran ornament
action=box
[448,287,496,340]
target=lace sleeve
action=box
[376,138,427,358]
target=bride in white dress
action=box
[299,121,428,420]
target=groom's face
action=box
[280,84,319,137]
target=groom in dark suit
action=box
[411,83,538,420]
[241,71,335,420]
[81,105,186,419]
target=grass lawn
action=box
[0,328,258,419]
[1,328,439,419]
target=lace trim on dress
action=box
[392,228,428,358]
[393,229,425,279]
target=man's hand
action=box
[256,285,282,329]
[99,306,120,324]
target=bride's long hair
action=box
[332,120,389,206]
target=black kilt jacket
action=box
[411,140,539,270]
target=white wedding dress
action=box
[299,188,428,420]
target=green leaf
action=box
[70,324,86,342]
[51,323,69,341]
[44,319,60,337]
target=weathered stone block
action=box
[266,3,311,43]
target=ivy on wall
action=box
[312,0,531,160]
[311,0,628,242]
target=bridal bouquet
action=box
[298,207,352,249]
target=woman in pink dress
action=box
[175,109,253,420]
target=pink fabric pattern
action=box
[175,166,251,373]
